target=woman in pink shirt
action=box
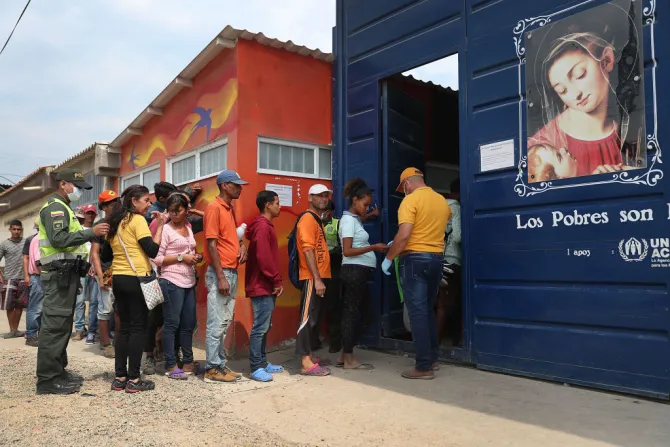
[153,194,202,379]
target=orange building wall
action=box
[117,41,332,356]
[233,40,332,353]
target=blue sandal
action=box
[265,363,284,374]
[251,368,273,382]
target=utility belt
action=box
[44,256,91,289]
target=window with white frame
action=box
[168,140,227,185]
[120,164,161,193]
[258,137,331,179]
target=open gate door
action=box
[380,80,426,337]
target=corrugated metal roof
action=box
[108,25,334,152]
[53,142,108,171]
[402,74,457,93]
[0,166,55,198]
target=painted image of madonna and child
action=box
[525,0,646,183]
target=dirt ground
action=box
[1,314,669,447]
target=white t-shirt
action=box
[338,211,377,268]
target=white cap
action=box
[308,184,333,195]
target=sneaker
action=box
[204,366,238,383]
[25,336,39,347]
[85,333,96,345]
[111,378,127,391]
[143,356,156,375]
[102,344,115,359]
[223,366,242,380]
[125,379,155,393]
[71,330,86,341]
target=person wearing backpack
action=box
[316,200,341,353]
[293,184,333,376]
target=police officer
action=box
[36,169,109,395]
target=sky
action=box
[0,0,459,182]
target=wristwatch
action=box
[177,254,183,263]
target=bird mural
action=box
[129,142,140,170]
[190,107,213,142]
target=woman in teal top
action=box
[336,178,388,370]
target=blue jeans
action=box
[204,267,237,370]
[25,275,44,338]
[74,276,100,333]
[399,253,442,372]
[249,295,276,372]
[160,279,196,369]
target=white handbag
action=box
[117,234,164,310]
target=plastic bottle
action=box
[236,223,247,240]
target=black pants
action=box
[314,259,341,352]
[113,275,149,380]
[339,265,374,354]
[36,268,79,386]
[296,278,329,357]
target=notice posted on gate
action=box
[480,139,515,172]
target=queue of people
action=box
[1,163,458,395]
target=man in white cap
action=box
[295,184,333,376]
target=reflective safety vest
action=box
[324,217,339,251]
[38,197,90,265]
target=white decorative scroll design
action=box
[512,0,661,197]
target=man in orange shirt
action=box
[295,184,332,376]
[203,170,248,383]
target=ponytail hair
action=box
[343,178,373,208]
[106,184,149,239]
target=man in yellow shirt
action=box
[382,167,451,380]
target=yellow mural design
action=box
[210,78,238,129]
[126,77,238,169]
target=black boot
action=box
[36,378,81,395]
[61,370,85,385]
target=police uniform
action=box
[36,169,95,393]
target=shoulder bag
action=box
[117,234,164,310]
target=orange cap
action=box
[396,167,424,192]
[98,190,118,204]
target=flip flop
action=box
[265,363,284,374]
[335,362,344,368]
[313,357,332,366]
[166,368,188,380]
[301,364,331,376]
[344,363,374,370]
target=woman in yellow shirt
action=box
[101,185,165,393]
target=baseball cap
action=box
[74,207,85,219]
[396,167,424,192]
[54,169,92,190]
[308,184,333,195]
[216,170,248,185]
[81,204,97,215]
[98,190,118,204]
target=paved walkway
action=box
[1,314,668,446]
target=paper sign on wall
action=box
[265,183,293,207]
[480,139,515,172]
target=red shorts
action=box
[1,279,29,311]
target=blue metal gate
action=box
[334,0,670,398]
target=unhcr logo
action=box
[618,237,649,262]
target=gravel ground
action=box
[0,348,308,447]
